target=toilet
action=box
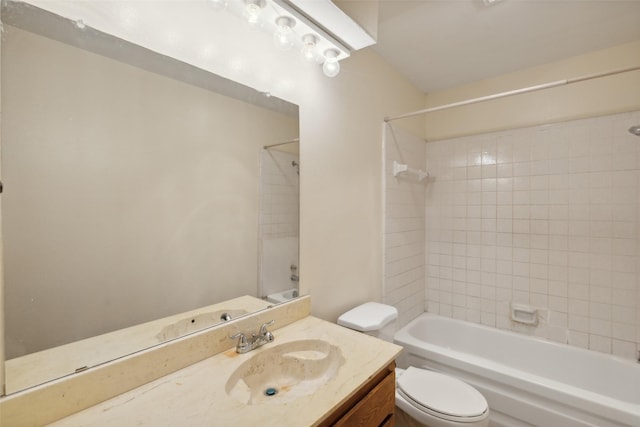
[337,302,490,427]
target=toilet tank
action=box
[337,302,398,342]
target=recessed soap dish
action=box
[511,304,538,326]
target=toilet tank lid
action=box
[337,302,398,332]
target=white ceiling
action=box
[372,0,640,93]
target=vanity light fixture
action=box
[322,48,340,77]
[243,0,265,27]
[273,16,296,51]
[226,0,355,78]
[300,34,320,63]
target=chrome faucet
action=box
[230,320,275,354]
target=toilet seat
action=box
[397,367,488,423]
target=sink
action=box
[156,309,247,342]
[225,339,345,405]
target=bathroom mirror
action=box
[1,1,299,393]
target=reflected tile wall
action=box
[424,110,640,360]
[260,150,300,239]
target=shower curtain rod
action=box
[384,65,640,123]
[263,138,300,149]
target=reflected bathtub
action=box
[394,313,640,427]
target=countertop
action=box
[47,315,402,427]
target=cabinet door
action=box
[333,368,395,427]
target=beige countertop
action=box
[47,315,402,427]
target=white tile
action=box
[568,282,589,299]
[468,165,482,179]
[613,289,636,307]
[409,111,640,356]
[568,330,589,348]
[589,335,612,354]
[549,235,569,251]
[612,322,636,341]
[612,340,637,360]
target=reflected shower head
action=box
[629,125,640,136]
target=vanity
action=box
[0,296,402,426]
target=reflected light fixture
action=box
[322,48,340,77]
[273,16,296,51]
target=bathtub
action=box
[394,313,640,427]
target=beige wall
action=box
[298,51,424,321]
[2,26,298,357]
[424,40,640,141]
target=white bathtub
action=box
[394,313,640,427]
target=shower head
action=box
[629,125,640,136]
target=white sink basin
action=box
[225,339,344,405]
[156,309,247,342]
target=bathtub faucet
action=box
[229,320,275,354]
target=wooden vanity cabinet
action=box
[318,361,396,427]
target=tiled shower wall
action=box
[383,125,426,328]
[424,110,640,360]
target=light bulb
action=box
[273,16,296,51]
[243,0,264,28]
[322,49,340,78]
[300,34,319,63]
[208,0,228,11]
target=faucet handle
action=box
[259,320,275,342]
[230,332,248,345]
[230,332,252,353]
[259,320,275,335]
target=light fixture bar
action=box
[271,0,351,59]
[282,0,375,50]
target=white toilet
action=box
[337,302,490,427]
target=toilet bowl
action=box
[337,303,489,427]
[395,367,489,427]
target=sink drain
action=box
[264,387,278,397]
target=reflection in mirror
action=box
[1,1,299,394]
[260,139,300,304]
